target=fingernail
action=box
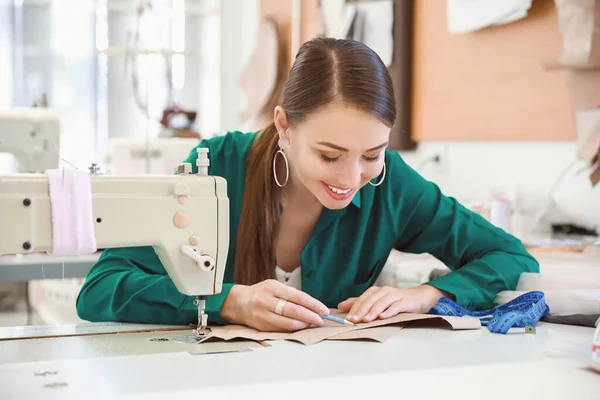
[380,312,387,318]
[320,306,329,314]
[366,313,374,321]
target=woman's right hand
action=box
[220,279,330,332]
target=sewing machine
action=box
[0,108,61,173]
[0,150,229,335]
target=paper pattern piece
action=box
[327,326,405,343]
[201,312,481,346]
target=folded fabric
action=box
[45,169,97,256]
[542,314,600,328]
[447,0,532,34]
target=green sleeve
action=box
[76,139,234,326]
[76,247,233,325]
[389,154,539,310]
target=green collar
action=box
[351,189,361,208]
[310,188,362,238]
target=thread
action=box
[61,260,65,302]
[49,136,81,171]
[40,260,66,303]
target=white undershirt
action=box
[275,265,302,290]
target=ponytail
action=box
[234,124,281,285]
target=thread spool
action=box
[196,148,209,176]
[490,198,511,233]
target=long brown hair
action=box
[234,38,396,285]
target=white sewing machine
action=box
[0,150,229,335]
[0,108,61,173]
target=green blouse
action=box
[76,131,539,325]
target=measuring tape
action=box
[429,291,550,334]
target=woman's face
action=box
[275,103,391,210]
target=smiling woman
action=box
[76,38,539,333]
[274,104,391,211]
[236,38,396,290]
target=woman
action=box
[76,38,539,332]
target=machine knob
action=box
[180,245,215,272]
[197,255,215,272]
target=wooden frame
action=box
[388,0,416,150]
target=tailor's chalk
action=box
[320,314,355,326]
[525,326,536,335]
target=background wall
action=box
[236,0,600,239]
[0,3,15,172]
[1,0,598,239]
[399,141,599,238]
[220,0,258,133]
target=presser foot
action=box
[193,296,209,338]
[181,316,209,344]
[193,313,209,338]
[172,301,210,344]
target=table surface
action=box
[0,321,598,400]
[0,250,598,399]
[0,252,100,282]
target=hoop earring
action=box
[369,163,386,187]
[273,148,289,187]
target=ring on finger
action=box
[274,298,287,316]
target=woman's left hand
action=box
[338,284,448,324]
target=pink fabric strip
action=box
[45,169,97,255]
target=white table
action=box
[0,252,100,282]
[0,321,597,400]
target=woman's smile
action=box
[321,181,355,200]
